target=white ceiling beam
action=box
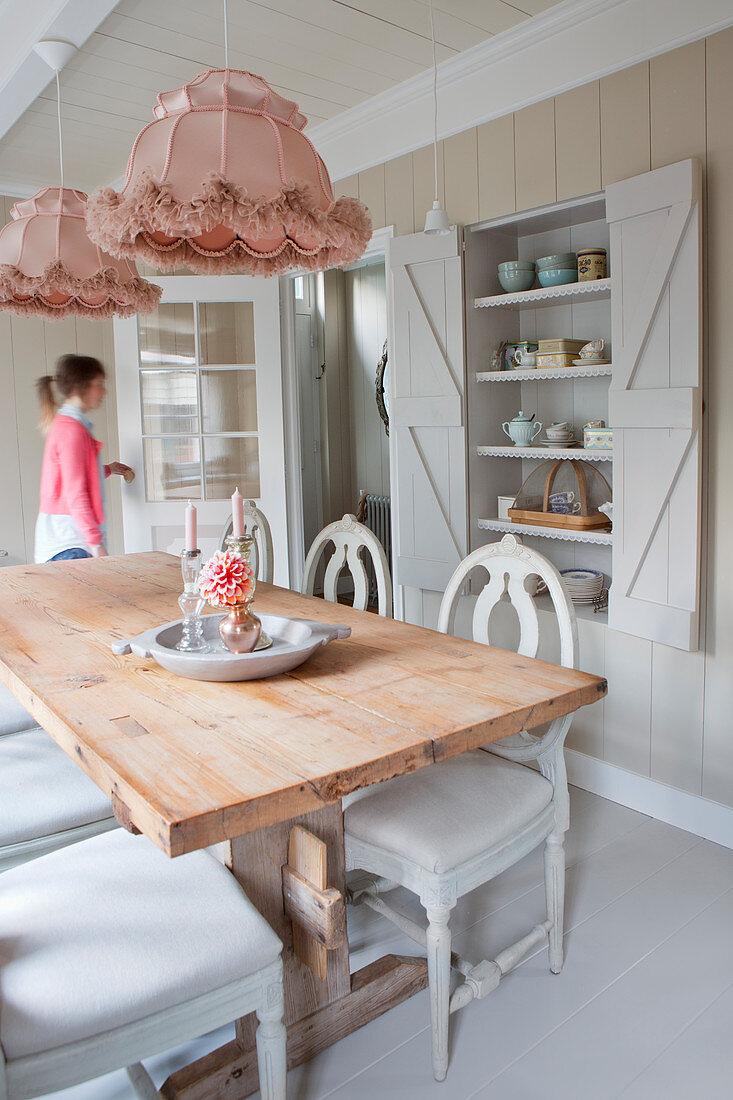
[314,0,733,181]
[0,0,119,142]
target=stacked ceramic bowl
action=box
[498,259,536,293]
[560,568,605,605]
[537,252,577,288]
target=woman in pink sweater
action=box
[35,355,132,563]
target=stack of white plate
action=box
[560,569,604,605]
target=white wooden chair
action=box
[301,514,392,617]
[0,727,117,872]
[219,500,274,583]
[0,828,286,1099]
[344,533,578,1081]
[0,683,38,737]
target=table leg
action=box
[228,801,352,1023]
[161,803,428,1100]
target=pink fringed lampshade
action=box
[86,68,372,275]
[0,188,161,320]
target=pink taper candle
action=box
[185,500,197,550]
[231,487,244,537]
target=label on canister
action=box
[577,248,607,281]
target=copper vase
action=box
[218,601,261,654]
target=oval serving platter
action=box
[111,613,351,682]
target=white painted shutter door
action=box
[387,229,467,596]
[606,159,703,651]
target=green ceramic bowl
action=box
[499,259,536,271]
[498,268,536,292]
[537,267,578,288]
[537,252,576,268]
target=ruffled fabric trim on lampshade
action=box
[86,69,372,275]
[0,188,162,320]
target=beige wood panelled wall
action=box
[0,194,123,563]
[337,31,733,810]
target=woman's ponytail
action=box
[35,354,105,434]
[36,375,58,434]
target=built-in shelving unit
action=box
[465,189,613,589]
[476,445,612,461]
[474,278,611,311]
[477,517,613,546]
[475,364,612,383]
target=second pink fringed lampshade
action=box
[0,188,161,320]
[86,68,372,276]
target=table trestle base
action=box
[160,954,429,1100]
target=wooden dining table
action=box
[0,552,606,1098]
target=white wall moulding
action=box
[320,0,733,181]
[566,749,733,850]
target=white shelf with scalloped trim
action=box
[477,445,612,461]
[475,278,611,310]
[475,363,612,383]
[478,517,613,546]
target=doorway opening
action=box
[293,256,390,604]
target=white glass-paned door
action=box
[114,276,288,584]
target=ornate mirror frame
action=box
[375,339,389,437]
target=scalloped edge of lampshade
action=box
[87,171,372,276]
[0,259,162,320]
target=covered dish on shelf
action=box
[509,459,612,531]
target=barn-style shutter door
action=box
[606,159,703,651]
[387,229,468,610]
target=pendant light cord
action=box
[429,0,438,204]
[223,0,229,69]
[55,70,64,189]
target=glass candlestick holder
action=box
[177,549,207,651]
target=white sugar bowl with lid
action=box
[502,411,542,446]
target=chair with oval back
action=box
[219,500,274,584]
[0,684,38,738]
[344,534,578,1082]
[0,685,117,873]
[301,514,392,617]
[0,828,287,1099]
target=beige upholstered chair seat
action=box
[346,750,553,875]
[0,684,38,738]
[0,728,114,846]
[0,829,283,1060]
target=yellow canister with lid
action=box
[577,247,607,281]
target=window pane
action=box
[140,370,199,434]
[203,436,259,500]
[138,304,195,366]
[144,437,201,501]
[198,302,255,364]
[201,369,257,433]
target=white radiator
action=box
[356,491,391,605]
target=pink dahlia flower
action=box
[199,549,254,607]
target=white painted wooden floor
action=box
[43,787,733,1100]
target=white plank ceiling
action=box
[0,0,564,195]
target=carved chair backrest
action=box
[219,501,274,584]
[301,514,393,617]
[438,533,578,825]
[437,533,577,668]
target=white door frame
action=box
[280,225,394,591]
[114,274,289,584]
